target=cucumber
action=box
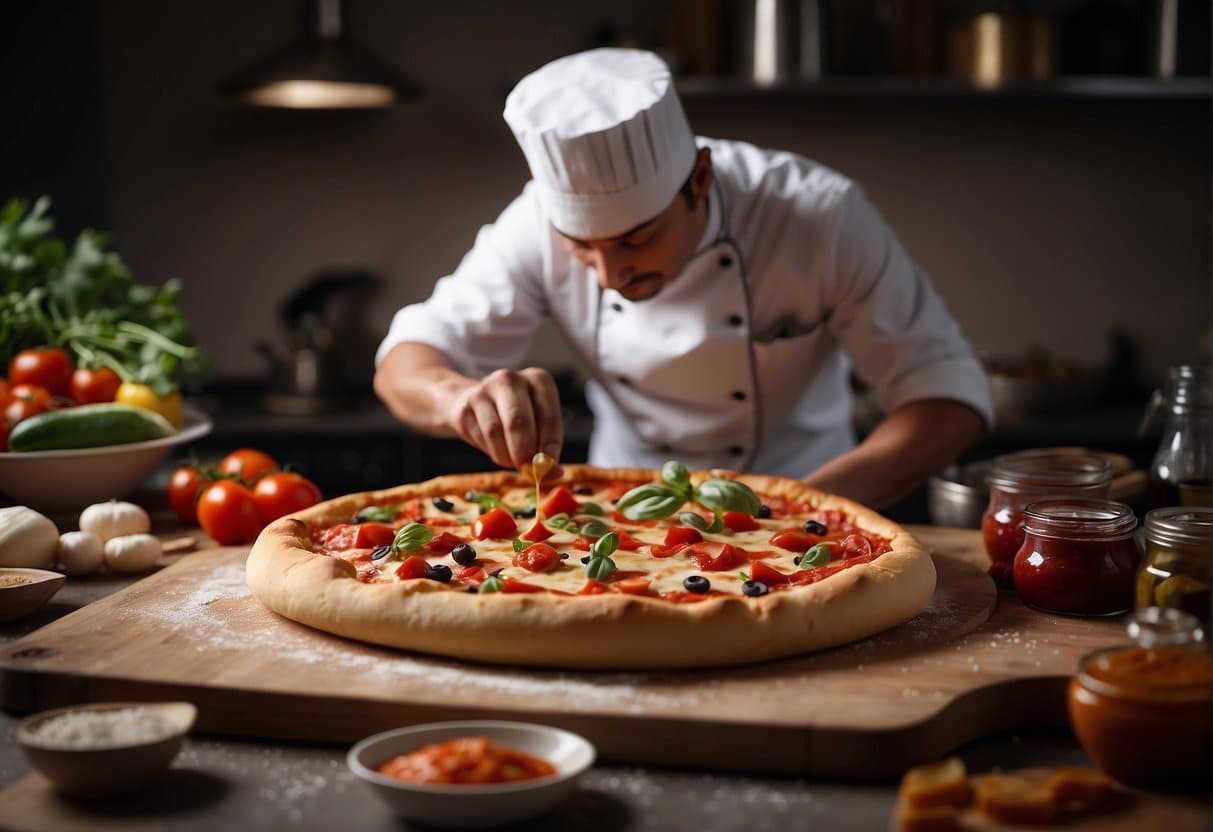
[8,403,176,452]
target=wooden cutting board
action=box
[0,527,1129,778]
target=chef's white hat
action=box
[504,48,697,239]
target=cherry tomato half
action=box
[168,465,212,525]
[9,348,73,397]
[252,472,322,523]
[217,448,279,483]
[471,506,517,540]
[196,479,263,545]
[70,367,122,405]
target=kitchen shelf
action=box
[676,75,1212,100]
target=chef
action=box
[374,48,993,509]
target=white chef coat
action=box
[377,138,994,478]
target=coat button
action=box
[657,443,673,454]
[611,302,623,312]
[731,391,747,401]
[726,314,744,327]
[617,376,631,386]
[718,254,733,269]
[729,446,745,456]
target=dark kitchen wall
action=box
[63,2,1213,387]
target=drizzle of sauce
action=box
[519,451,556,538]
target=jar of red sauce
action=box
[1011,499,1141,616]
[982,450,1112,586]
[1068,612,1211,790]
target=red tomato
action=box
[769,529,816,553]
[540,485,581,518]
[512,542,559,573]
[472,507,517,540]
[252,472,322,523]
[519,521,554,542]
[685,541,744,572]
[396,555,429,580]
[723,511,760,532]
[613,577,652,596]
[0,418,8,452]
[424,532,465,554]
[196,480,263,545]
[69,367,122,404]
[9,348,72,397]
[168,465,211,525]
[0,379,9,406]
[217,448,280,483]
[502,577,546,593]
[665,527,702,546]
[5,384,51,424]
[319,523,395,551]
[750,560,791,587]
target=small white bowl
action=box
[0,567,65,622]
[0,404,211,513]
[347,721,595,829]
[16,700,197,797]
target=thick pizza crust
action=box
[246,466,935,670]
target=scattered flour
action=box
[27,706,172,749]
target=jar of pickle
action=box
[1012,499,1140,616]
[1144,363,1213,509]
[982,450,1112,586]
[1137,506,1213,621]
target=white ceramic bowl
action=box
[0,567,66,622]
[347,721,595,829]
[0,404,212,513]
[16,700,197,797]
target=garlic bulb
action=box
[79,501,150,543]
[0,505,60,568]
[103,534,162,573]
[57,531,105,576]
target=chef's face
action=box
[558,149,713,302]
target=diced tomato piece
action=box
[616,530,643,550]
[658,590,715,603]
[572,536,592,551]
[472,507,517,540]
[648,542,689,559]
[540,485,581,518]
[502,578,545,593]
[458,566,487,584]
[395,555,429,580]
[722,511,760,532]
[512,543,560,573]
[425,531,465,553]
[425,516,459,527]
[665,527,703,546]
[840,534,873,558]
[520,521,554,543]
[578,579,611,595]
[319,522,396,551]
[769,528,816,553]
[750,560,791,587]
[613,577,651,596]
[684,541,743,572]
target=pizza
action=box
[245,464,935,670]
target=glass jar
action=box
[981,450,1112,586]
[1136,506,1213,621]
[1012,499,1141,616]
[1068,608,1211,791]
[1144,364,1213,509]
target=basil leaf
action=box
[544,512,576,532]
[800,543,832,569]
[577,501,604,516]
[585,556,616,581]
[680,511,710,532]
[355,504,399,523]
[511,538,527,553]
[706,509,724,534]
[661,460,692,499]
[738,571,749,582]
[590,531,619,560]
[464,490,504,512]
[391,522,433,555]
[579,519,610,539]
[615,483,685,520]
[694,479,761,516]
[479,575,504,594]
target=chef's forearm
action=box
[373,342,472,438]
[801,399,986,510]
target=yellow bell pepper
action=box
[114,382,183,429]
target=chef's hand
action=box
[444,367,565,475]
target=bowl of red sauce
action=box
[347,720,595,828]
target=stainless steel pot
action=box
[928,460,992,529]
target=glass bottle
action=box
[982,449,1112,586]
[1012,499,1140,616]
[1144,364,1213,509]
[1136,506,1213,622]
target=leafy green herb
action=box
[578,519,610,539]
[478,575,504,594]
[680,509,724,534]
[738,571,750,582]
[616,460,763,521]
[464,490,505,513]
[695,479,762,516]
[511,538,527,553]
[590,532,619,560]
[800,543,832,569]
[660,460,693,499]
[578,501,604,516]
[355,505,399,524]
[585,557,616,581]
[544,513,577,532]
[0,196,209,394]
[391,522,433,556]
[615,483,685,520]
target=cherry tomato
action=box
[684,541,744,572]
[252,472,322,523]
[0,379,9,406]
[0,418,8,452]
[750,560,791,587]
[196,480,263,545]
[722,510,760,532]
[4,384,51,424]
[395,555,429,580]
[512,542,559,573]
[318,522,395,551]
[769,529,817,553]
[540,485,580,518]
[168,465,211,525]
[665,527,703,547]
[519,521,554,542]
[69,367,122,404]
[471,506,517,540]
[9,348,72,397]
[217,448,279,483]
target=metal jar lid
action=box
[1145,506,1213,549]
[987,449,1112,494]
